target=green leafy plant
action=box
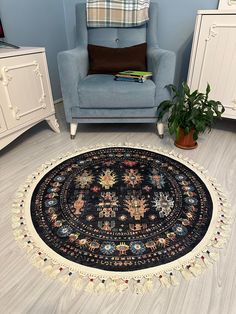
[157,82,225,141]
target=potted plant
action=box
[157,82,225,149]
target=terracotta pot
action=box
[175,128,198,150]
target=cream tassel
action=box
[24,243,34,253]
[59,272,72,285]
[181,267,193,280]
[159,275,171,288]
[12,222,21,229]
[219,231,230,238]
[72,277,83,290]
[42,264,53,274]
[95,280,106,294]
[169,272,179,286]
[85,279,95,293]
[220,224,230,231]
[221,206,230,213]
[189,263,202,277]
[13,229,23,237]
[32,257,45,268]
[212,242,223,249]
[14,233,24,241]
[144,278,154,292]
[117,280,129,292]
[50,267,62,279]
[12,206,21,214]
[134,280,145,294]
[12,216,21,224]
[106,279,117,293]
[221,213,231,219]
[200,256,212,268]
[209,251,219,261]
[16,191,25,198]
[212,239,226,249]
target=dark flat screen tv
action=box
[0,18,19,49]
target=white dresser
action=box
[0,47,60,150]
[188,10,236,119]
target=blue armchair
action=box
[58,0,176,139]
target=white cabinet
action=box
[0,47,60,150]
[188,11,236,119]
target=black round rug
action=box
[13,145,230,292]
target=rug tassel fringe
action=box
[13,230,24,240]
[72,277,83,290]
[118,280,129,293]
[48,267,62,279]
[189,263,203,277]
[181,267,193,280]
[85,279,95,293]
[12,206,22,214]
[212,239,226,249]
[58,273,72,285]
[220,225,230,231]
[200,256,212,268]
[106,280,117,293]
[134,280,145,294]
[42,264,53,274]
[12,216,21,224]
[220,231,230,238]
[221,213,231,219]
[32,257,46,268]
[144,278,154,292]
[12,222,22,229]
[169,273,179,286]
[159,275,171,288]
[95,280,106,294]
[209,252,219,261]
[22,243,34,253]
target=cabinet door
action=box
[0,52,54,129]
[189,15,236,118]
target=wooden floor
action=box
[0,104,236,314]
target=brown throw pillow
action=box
[88,43,147,74]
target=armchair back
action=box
[75,0,159,49]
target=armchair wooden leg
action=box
[70,122,78,139]
[157,122,164,139]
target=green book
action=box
[118,70,152,77]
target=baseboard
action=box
[54,98,63,105]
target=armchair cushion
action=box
[88,43,147,74]
[78,74,156,108]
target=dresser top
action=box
[0,47,45,58]
[198,9,236,15]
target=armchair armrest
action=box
[58,47,88,122]
[147,48,176,105]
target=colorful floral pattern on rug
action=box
[31,147,213,272]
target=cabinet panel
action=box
[0,53,54,129]
[190,14,236,117]
[0,105,7,133]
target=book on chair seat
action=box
[114,70,152,83]
[118,70,152,78]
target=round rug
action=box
[12,144,231,293]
